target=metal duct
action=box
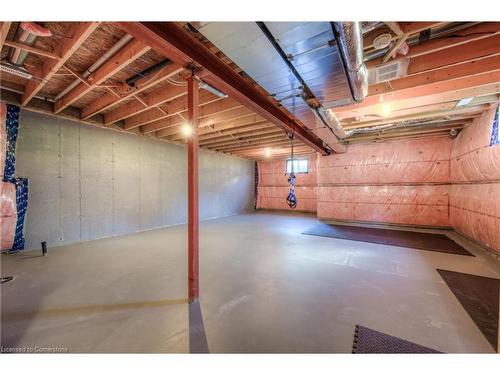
[194,22,367,153]
[332,22,368,102]
[54,33,134,101]
[8,22,52,66]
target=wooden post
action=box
[187,75,199,303]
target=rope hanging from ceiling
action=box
[286,128,297,209]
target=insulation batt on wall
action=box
[257,153,318,212]
[1,102,28,252]
[449,107,500,254]
[317,136,452,227]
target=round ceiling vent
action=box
[373,33,393,50]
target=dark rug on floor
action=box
[437,269,499,352]
[352,325,441,353]
[302,223,473,256]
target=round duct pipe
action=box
[8,22,52,66]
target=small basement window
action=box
[286,158,308,174]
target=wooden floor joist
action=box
[22,22,100,106]
[1,21,499,157]
[54,39,151,114]
[116,22,329,155]
[124,89,219,129]
[80,63,184,119]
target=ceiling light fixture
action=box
[265,147,272,158]
[181,123,193,137]
[381,103,392,117]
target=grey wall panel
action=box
[79,125,114,241]
[138,137,162,230]
[59,120,81,245]
[112,131,141,236]
[16,111,61,249]
[199,152,254,219]
[14,109,254,250]
[159,141,187,226]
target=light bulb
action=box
[381,103,392,117]
[181,123,192,137]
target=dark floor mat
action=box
[352,325,441,353]
[303,223,473,256]
[437,269,499,352]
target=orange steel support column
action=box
[187,75,199,304]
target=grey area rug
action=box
[437,269,499,352]
[352,325,441,353]
[303,223,473,256]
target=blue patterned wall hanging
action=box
[2,103,28,252]
[4,104,20,180]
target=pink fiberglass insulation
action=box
[449,107,500,254]
[1,181,17,251]
[317,185,449,226]
[451,107,500,182]
[257,153,318,212]
[317,135,452,226]
[318,136,451,185]
[1,102,6,177]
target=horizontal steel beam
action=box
[116,22,329,155]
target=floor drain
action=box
[1,276,14,284]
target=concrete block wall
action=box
[15,109,255,250]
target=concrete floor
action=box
[1,211,500,353]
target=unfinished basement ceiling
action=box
[194,21,362,152]
[1,21,499,159]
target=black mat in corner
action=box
[302,223,473,256]
[437,269,499,352]
[352,325,441,354]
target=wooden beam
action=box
[233,148,315,159]
[158,116,269,139]
[132,96,242,132]
[200,129,283,147]
[0,22,12,50]
[3,40,60,60]
[342,105,488,130]
[334,70,500,117]
[22,22,100,106]
[407,34,500,75]
[367,23,500,68]
[385,22,404,37]
[187,75,199,304]
[199,122,275,141]
[200,124,277,142]
[345,122,468,143]
[207,134,289,150]
[215,138,292,152]
[116,22,329,155]
[104,83,186,124]
[80,63,183,119]
[369,54,500,97]
[205,134,286,150]
[399,22,445,35]
[124,90,219,129]
[382,33,409,63]
[54,39,151,114]
[142,103,252,134]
